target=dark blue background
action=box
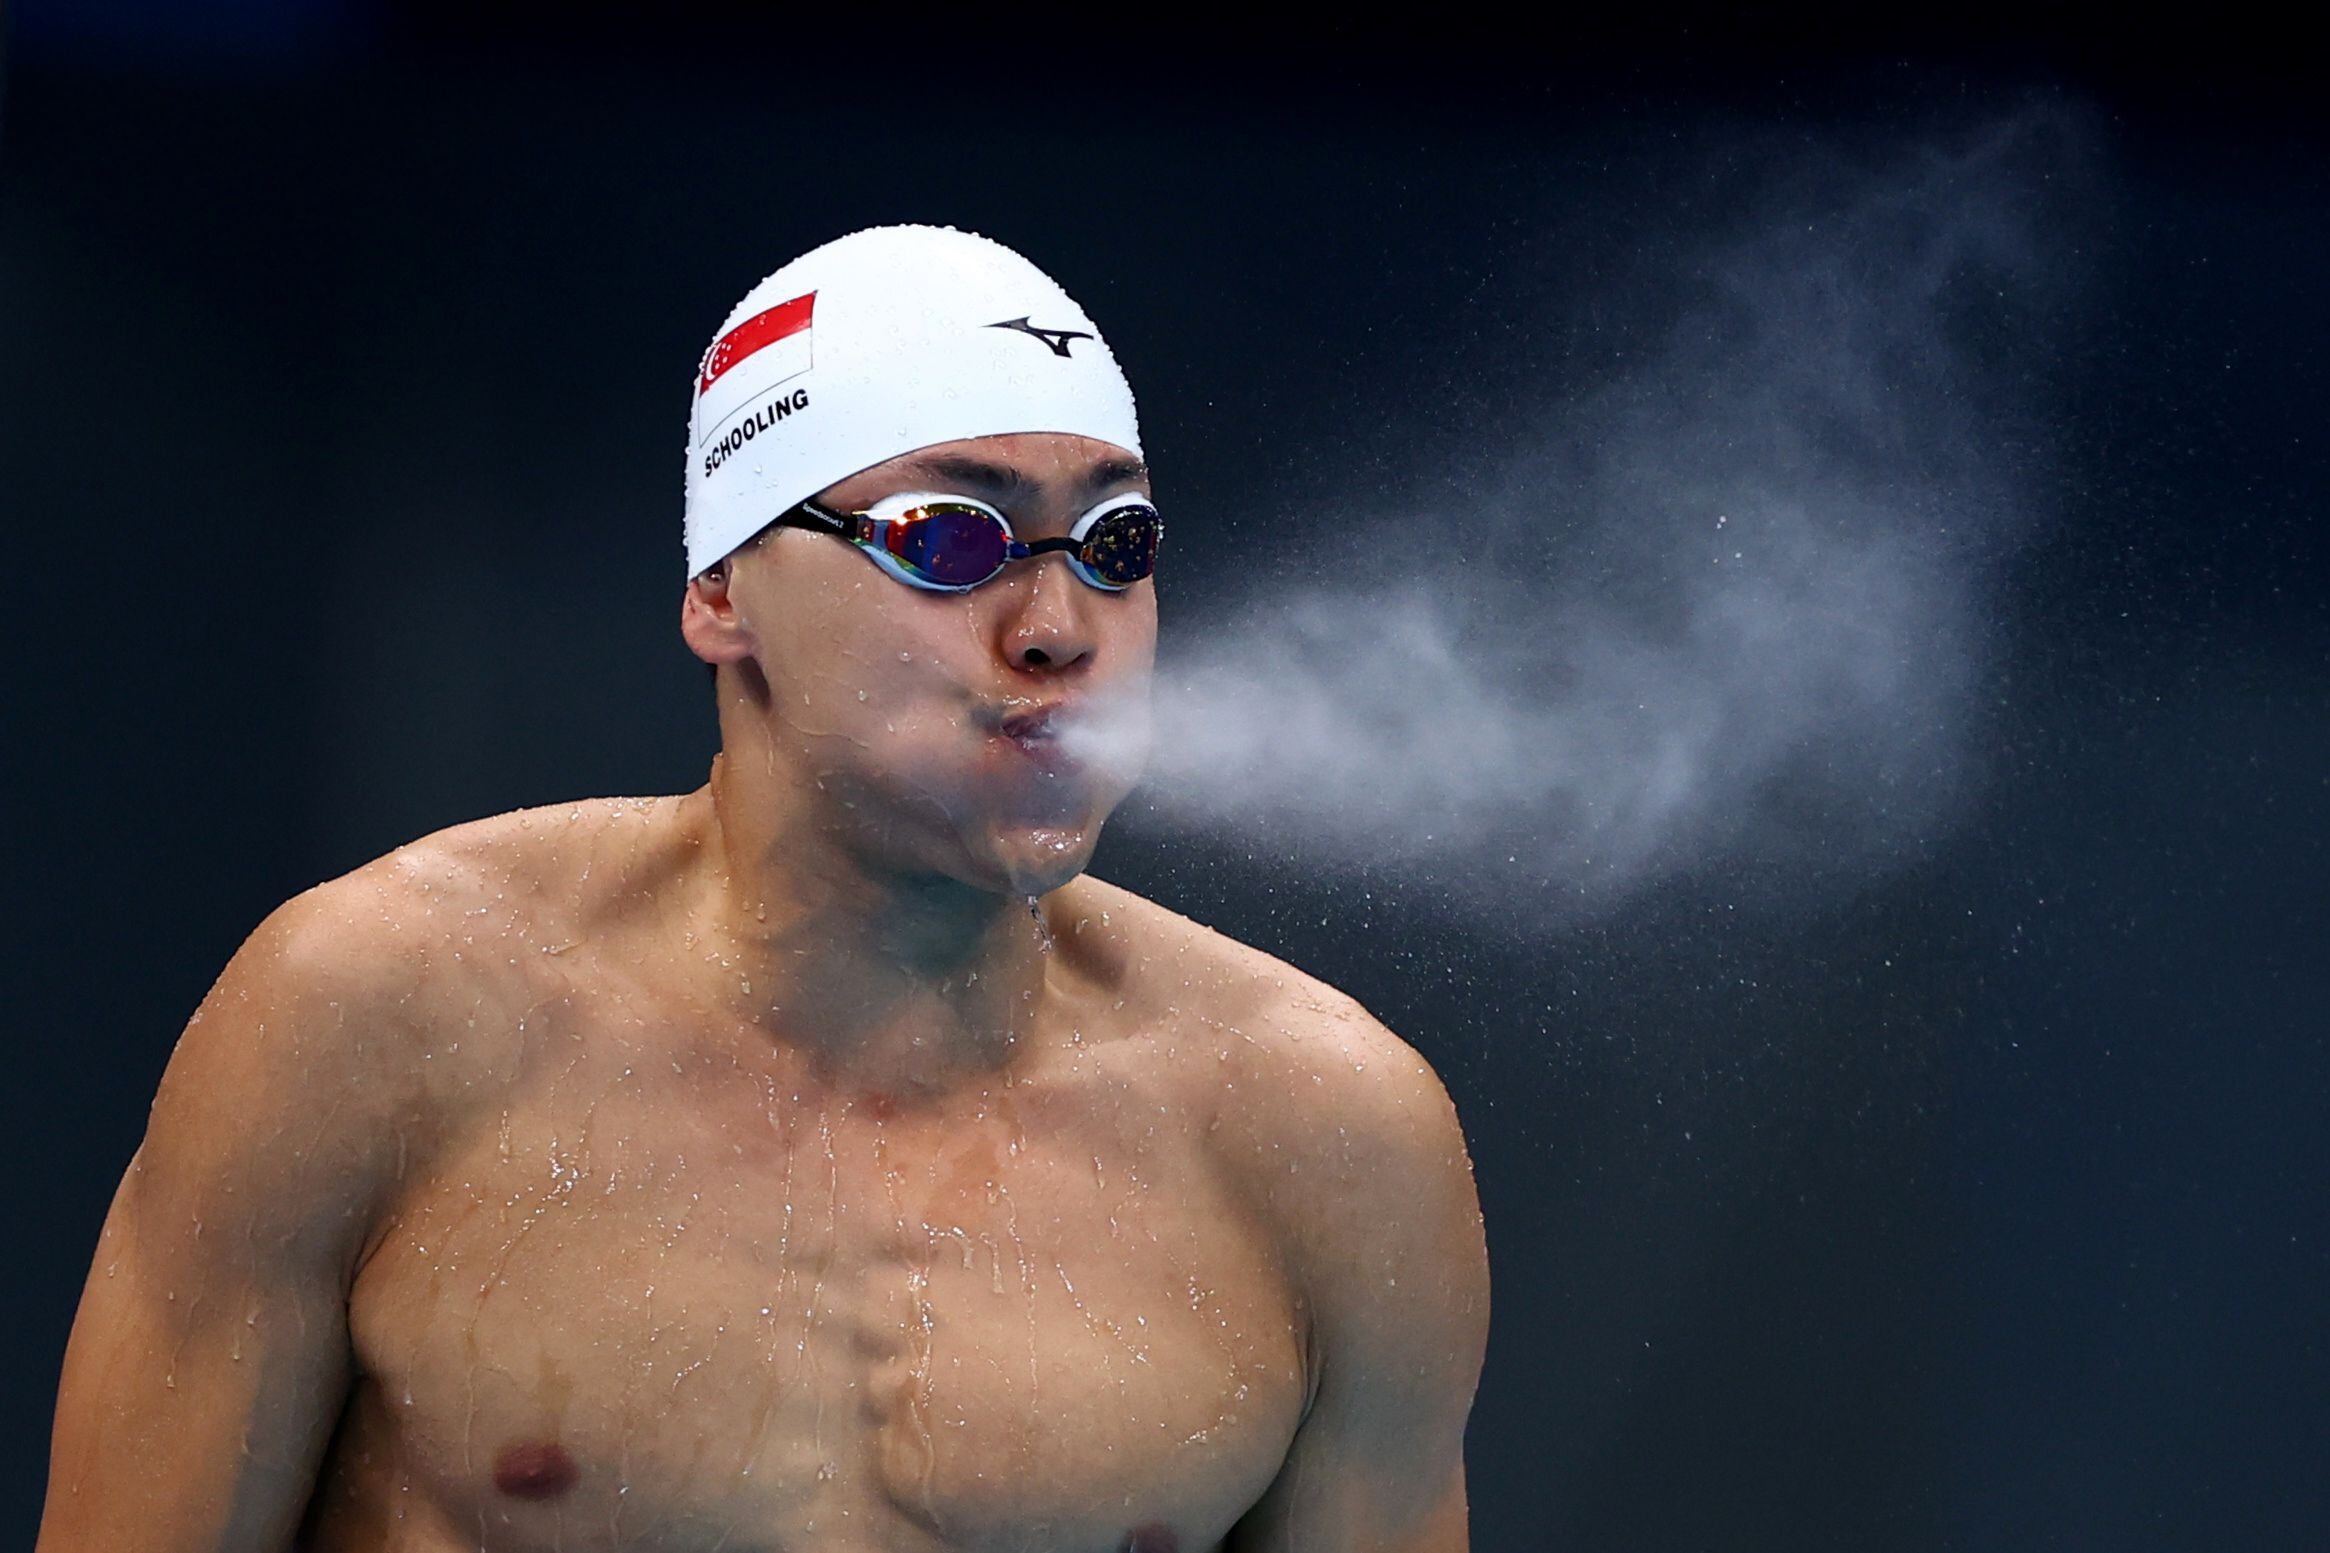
[6,7,2324,1549]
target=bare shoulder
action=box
[1064,875,1478,1217]
[170,813,520,1118]
[333,792,697,959]
[132,837,477,1286]
[197,795,680,1112]
[363,792,688,908]
[206,839,476,1069]
[128,797,680,1249]
[265,805,538,1008]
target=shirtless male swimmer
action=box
[38,225,1490,1553]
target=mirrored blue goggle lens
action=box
[884,506,1009,586]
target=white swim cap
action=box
[682,224,1144,580]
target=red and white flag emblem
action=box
[695,292,814,444]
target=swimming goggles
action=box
[768,490,1163,593]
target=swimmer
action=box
[36,226,1490,1553]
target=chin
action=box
[861,746,1128,898]
[978,821,1104,899]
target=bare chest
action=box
[322,1009,1305,1553]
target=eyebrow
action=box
[907,451,1151,500]
[1084,455,1152,492]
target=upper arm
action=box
[38,884,419,1553]
[1229,1006,1492,1553]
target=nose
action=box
[997,556,1096,674]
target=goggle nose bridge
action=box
[1006,535,1084,562]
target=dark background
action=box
[6,5,2324,1550]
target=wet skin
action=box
[38,436,1488,1553]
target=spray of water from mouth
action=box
[1064,108,2092,931]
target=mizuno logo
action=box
[987,316,1094,358]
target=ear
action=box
[679,558,758,673]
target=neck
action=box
[679,743,1057,1094]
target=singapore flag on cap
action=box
[694,291,814,445]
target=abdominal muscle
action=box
[290,855,1307,1553]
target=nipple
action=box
[492,1440,579,1500]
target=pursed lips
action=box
[978,699,1070,744]
[979,701,1089,777]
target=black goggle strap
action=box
[778,498,869,543]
